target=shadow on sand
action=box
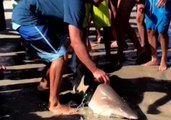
[1,72,171,120]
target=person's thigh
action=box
[145,0,155,31]
[154,1,171,33]
[117,0,135,23]
[157,15,171,33]
[145,14,156,31]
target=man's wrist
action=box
[89,64,98,73]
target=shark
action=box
[88,83,138,119]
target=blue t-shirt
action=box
[12,0,85,30]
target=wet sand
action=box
[1,1,171,120]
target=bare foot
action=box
[90,42,98,47]
[49,104,77,115]
[0,65,6,70]
[142,60,158,66]
[159,62,167,71]
[111,41,118,48]
[97,36,102,43]
[37,81,49,91]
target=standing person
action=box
[114,0,142,64]
[12,0,109,115]
[92,0,112,59]
[143,0,171,71]
[108,0,118,48]
[0,0,6,31]
[84,0,112,58]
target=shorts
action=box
[145,0,171,32]
[18,25,68,63]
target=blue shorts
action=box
[145,0,171,33]
[18,25,68,63]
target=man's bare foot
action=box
[159,62,167,71]
[97,36,102,43]
[142,60,158,66]
[49,104,77,115]
[37,81,49,91]
[111,41,118,48]
[90,42,98,47]
[0,65,6,70]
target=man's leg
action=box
[0,65,6,70]
[155,1,171,71]
[136,3,146,48]
[143,30,158,66]
[115,0,135,60]
[48,56,76,114]
[18,25,76,114]
[126,24,142,54]
[159,32,168,71]
[103,27,111,59]
[37,64,50,91]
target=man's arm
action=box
[68,25,109,84]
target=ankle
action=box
[49,100,60,108]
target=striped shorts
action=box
[18,25,68,63]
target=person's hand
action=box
[156,0,167,8]
[92,68,110,84]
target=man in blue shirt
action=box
[12,0,109,115]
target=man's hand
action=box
[68,25,109,84]
[156,0,167,8]
[92,68,110,84]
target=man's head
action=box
[86,0,104,6]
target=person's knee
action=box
[51,56,65,68]
[159,32,168,40]
[136,4,145,22]
[136,13,142,24]
[147,30,155,36]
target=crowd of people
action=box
[0,0,171,116]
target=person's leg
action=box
[126,24,142,55]
[103,27,111,59]
[143,30,158,66]
[109,0,118,48]
[37,64,50,91]
[155,0,171,71]
[142,0,159,66]
[143,0,171,69]
[135,2,153,64]
[68,52,78,73]
[96,28,102,43]
[158,32,168,71]
[18,25,76,115]
[48,56,76,114]
[136,3,146,48]
[115,0,135,61]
